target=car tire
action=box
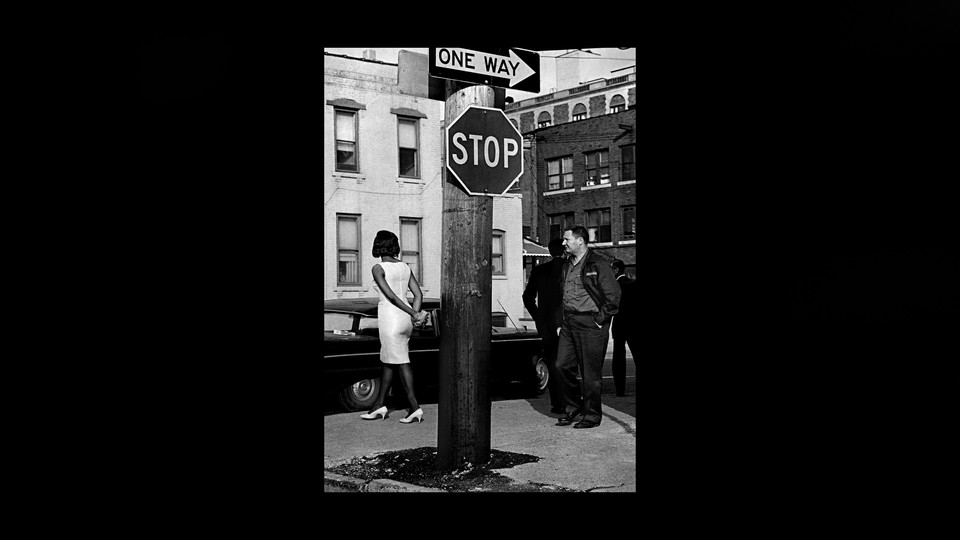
[530,354,549,395]
[338,378,380,412]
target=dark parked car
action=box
[324,297,548,411]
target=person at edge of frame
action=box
[610,258,637,397]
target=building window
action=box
[546,156,573,190]
[622,206,636,240]
[400,218,422,283]
[548,213,574,241]
[572,103,587,121]
[398,117,419,178]
[610,95,626,113]
[337,214,361,285]
[335,109,358,172]
[586,208,611,243]
[585,150,610,186]
[537,111,552,129]
[491,230,505,275]
[621,144,636,181]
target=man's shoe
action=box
[554,408,582,426]
[573,420,599,429]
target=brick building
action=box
[531,108,637,278]
[504,64,637,285]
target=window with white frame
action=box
[572,103,587,121]
[398,117,419,178]
[546,156,573,190]
[335,109,359,172]
[585,150,610,186]
[492,230,505,275]
[620,144,636,181]
[586,208,611,243]
[537,111,552,128]
[400,218,422,283]
[610,94,626,113]
[622,206,636,240]
[337,214,361,285]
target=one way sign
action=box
[429,47,540,93]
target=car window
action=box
[358,318,379,330]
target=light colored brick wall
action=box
[325,55,444,300]
[324,53,528,326]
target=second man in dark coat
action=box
[522,238,567,414]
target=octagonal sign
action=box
[445,105,523,197]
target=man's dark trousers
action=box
[556,311,611,425]
[612,318,638,396]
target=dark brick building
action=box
[529,108,636,277]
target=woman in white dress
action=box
[360,230,429,424]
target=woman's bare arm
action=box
[408,272,423,314]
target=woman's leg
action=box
[397,363,420,413]
[371,364,394,411]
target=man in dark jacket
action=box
[553,225,621,429]
[522,239,567,414]
[611,259,637,396]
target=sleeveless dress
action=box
[375,261,414,365]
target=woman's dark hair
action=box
[372,230,400,258]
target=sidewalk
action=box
[323,392,636,492]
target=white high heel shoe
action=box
[399,408,423,424]
[360,406,388,420]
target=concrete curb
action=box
[323,471,445,492]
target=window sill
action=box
[493,274,508,280]
[333,172,366,184]
[544,188,575,196]
[618,239,636,245]
[590,242,615,248]
[333,286,369,298]
[617,179,636,186]
[582,183,611,191]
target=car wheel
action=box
[531,354,549,394]
[338,378,380,412]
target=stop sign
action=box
[445,105,524,196]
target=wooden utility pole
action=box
[437,81,495,470]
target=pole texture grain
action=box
[437,83,495,470]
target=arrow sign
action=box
[429,47,540,93]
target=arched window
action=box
[537,111,552,129]
[610,94,626,113]
[572,103,587,121]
